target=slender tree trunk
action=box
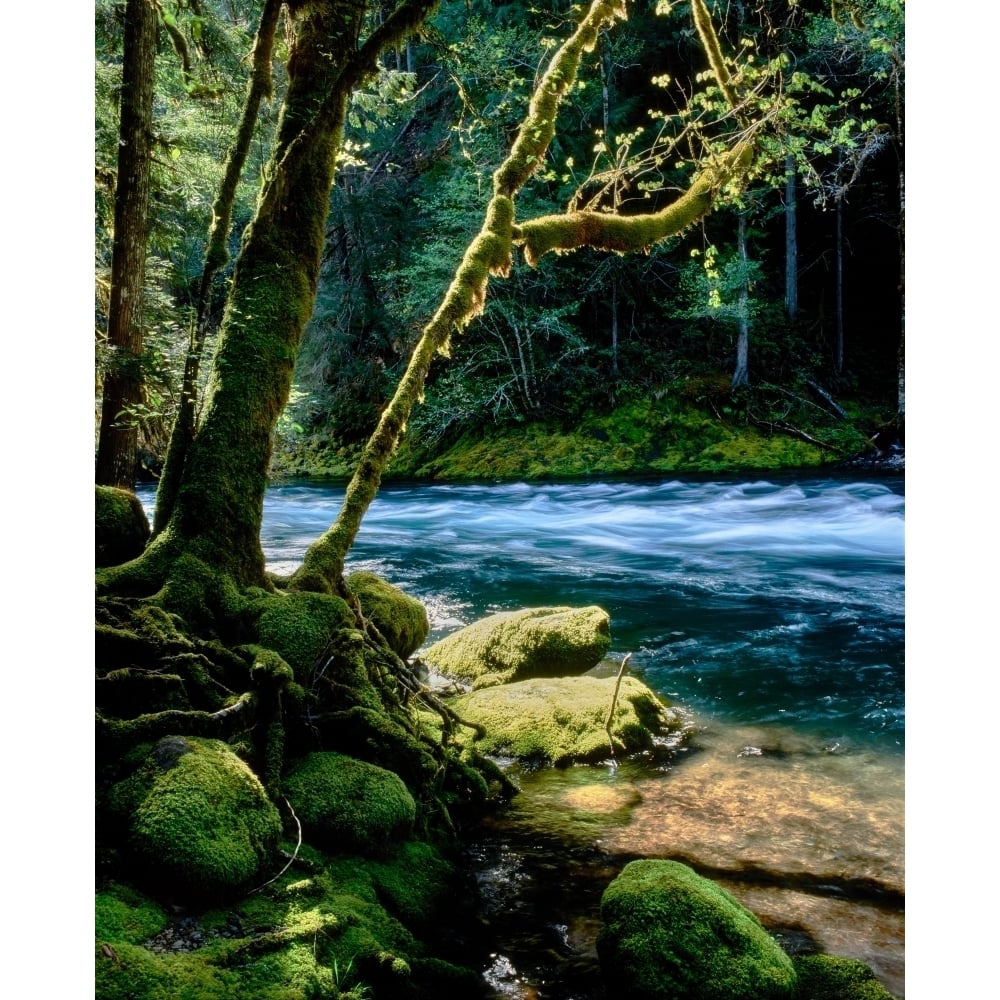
[834,192,844,377]
[784,154,798,320]
[609,276,619,405]
[96,0,157,489]
[732,210,750,389]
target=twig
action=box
[604,652,632,758]
[249,797,302,894]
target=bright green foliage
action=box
[451,674,680,765]
[110,736,282,900]
[422,605,611,687]
[347,571,430,659]
[597,859,798,1000]
[283,752,417,854]
[792,954,897,1000]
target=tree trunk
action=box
[95,0,157,490]
[154,0,283,536]
[731,210,750,389]
[609,276,619,405]
[784,154,798,320]
[138,0,440,588]
[834,193,844,377]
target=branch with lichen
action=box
[691,0,739,110]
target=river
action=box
[137,475,905,997]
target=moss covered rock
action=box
[597,859,797,1000]
[283,752,416,854]
[96,485,151,567]
[452,674,680,765]
[256,589,355,679]
[791,954,897,1000]
[347,570,429,659]
[422,605,611,688]
[111,736,282,900]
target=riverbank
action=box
[268,394,902,483]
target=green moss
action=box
[120,736,282,900]
[597,859,797,1000]
[792,954,897,1000]
[347,571,429,659]
[96,485,151,567]
[422,605,611,686]
[256,589,355,679]
[451,674,680,765]
[283,752,416,854]
[96,884,169,943]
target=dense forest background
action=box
[94,0,904,482]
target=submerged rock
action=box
[422,605,611,688]
[452,673,681,765]
[597,859,797,1000]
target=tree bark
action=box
[731,210,750,389]
[95,0,157,490]
[784,154,798,320]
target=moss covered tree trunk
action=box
[124,0,439,589]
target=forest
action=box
[94,2,906,999]
[96,0,904,489]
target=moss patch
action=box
[452,674,680,765]
[283,752,416,854]
[597,859,797,1000]
[347,570,429,659]
[96,485,151,567]
[422,605,611,687]
[112,736,282,900]
[256,589,355,679]
[792,954,897,1000]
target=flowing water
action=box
[137,475,905,997]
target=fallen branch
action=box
[249,797,302,894]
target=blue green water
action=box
[244,475,904,753]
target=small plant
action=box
[332,956,372,999]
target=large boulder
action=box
[451,674,681,766]
[421,605,611,688]
[597,859,797,1000]
[283,751,416,855]
[347,570,430,659]
[95,485,150,567]
[109,736,282,900]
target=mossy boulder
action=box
[422,605,611,688]
[283,752,416,854]
[96,485,151,567]
[256,589,355,679]
[451,674,680,765]
[597,859,797,1000]
[110,736,282,901]
[347,570,429,659]
[791,954,897,1000]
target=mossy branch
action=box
[515,141,753,266]
[691,0,739,110]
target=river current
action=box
[136,475,905,997]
